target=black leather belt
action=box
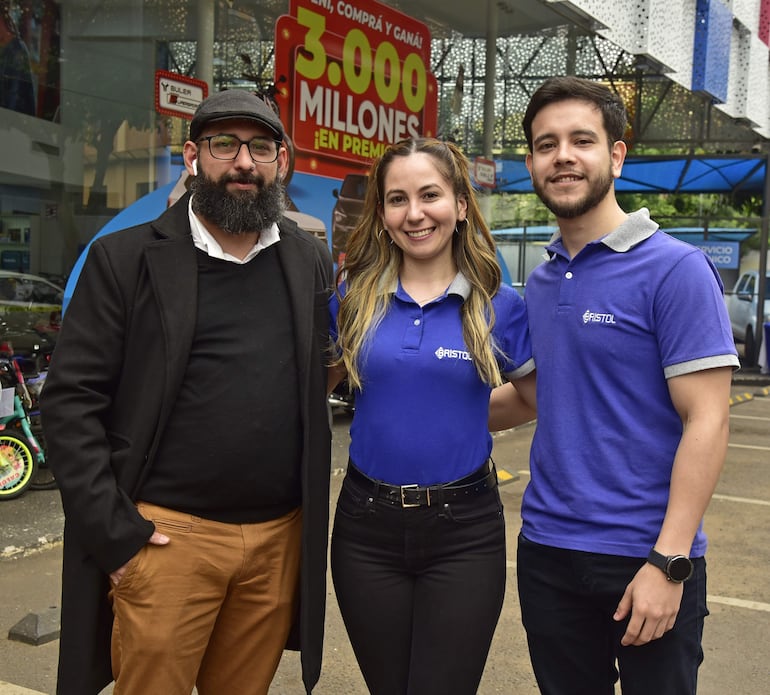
[346,459,498,508]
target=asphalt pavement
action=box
[1,367,769,694]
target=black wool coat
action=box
[41,193,334,695]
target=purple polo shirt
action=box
[522,209,739,558]
[331,273,534,486]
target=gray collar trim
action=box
[547,208,659,254]
[389,271,471,300]
[602,208,659,252]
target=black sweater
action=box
[140,247,302,522]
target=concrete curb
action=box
[1,537,62,561]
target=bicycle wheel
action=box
[0,431,36,500]
[30,461,57,490]
[27,425,56,490]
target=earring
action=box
[377,228,394,245]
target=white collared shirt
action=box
[187,195,280,264]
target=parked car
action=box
[0,271,63,372]
[0,271,63,313]
[331,173,368,267]
[725,270,770,361]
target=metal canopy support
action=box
[196,0,215,93]
[483,0,497,159]
[755,154,770,366]
[477,0,498,224]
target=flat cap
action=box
[189,90,285,143]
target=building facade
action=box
[1,0,769,281]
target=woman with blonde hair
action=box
[329,137,536,694]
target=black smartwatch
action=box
[647,549,693,583]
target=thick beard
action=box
[533,165,614,219]
[191,170,286,235]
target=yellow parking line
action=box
[729,392,754,406]
[496,468,519,485]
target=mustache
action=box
[548,170,583,181]
[221,172,266,186]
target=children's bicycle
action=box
[0,358,48,500]
[24,369,55,490]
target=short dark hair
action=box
[522,77,628,151]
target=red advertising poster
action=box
[275,0,438,179]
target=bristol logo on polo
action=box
[434,347,473,361]
[582,310,617,324]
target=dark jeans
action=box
[331,467,506,695]
[517,534,708,695]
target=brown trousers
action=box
[109,501,302,695]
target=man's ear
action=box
[611,139,627,179]
[277,145,290,181]
[183,141,199,177]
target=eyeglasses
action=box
[197,134,281,163]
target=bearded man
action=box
[41,90,334,695]
[491,76,738,695]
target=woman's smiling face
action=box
[380,152,467,265]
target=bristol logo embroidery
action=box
[582,310,617,325]
[434,346,472,361]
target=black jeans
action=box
[517,534,708,695]
[331,466,506,695]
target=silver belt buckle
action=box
[400,484,427,508]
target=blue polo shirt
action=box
[522,209,739,558]
[331,273,534,486]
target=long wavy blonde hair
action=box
[334,137,504,390]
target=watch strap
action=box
[647,548,668,572]
[647,548,693,582]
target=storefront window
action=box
[1,0,767,288]
[0,0,283,281]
